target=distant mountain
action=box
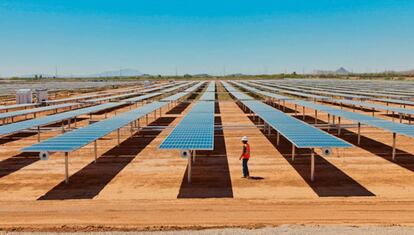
[88,69,143,77]
[314,67,351,75]
[335,67,350,75]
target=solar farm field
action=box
[0,79,414,232]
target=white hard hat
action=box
[241,136,248,141]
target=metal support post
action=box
[94,140,98,163]
[311,149,315,181]
[392,133,396,161]
[65,152,69,184]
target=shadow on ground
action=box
[237,101,375,197]
[0,152,39,179]
[38,101,191,200]
[177,102,233,198]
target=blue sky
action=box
[1,0,414,76]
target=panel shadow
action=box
[38,116,177,200]
[238,102,374,197]
[0,152,39,178]
[177,103,233,198]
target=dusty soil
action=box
[0,82,413,232]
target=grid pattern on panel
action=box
[231,81,292,100]
[242,100,351,148]
[0,102,123,136]
[22,102,167,152]
[247,83,414,139]
[0,103,79,119]
[221,82,254,100]
[199,82,216,101]
[257,82,369,100]
[225,84,351,149]
[161,82,205,102]
[159,89,215,150]
[248,81,330,100]
[332,99,414,115]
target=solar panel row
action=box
[0,102,80,120]
[224,82,351,148]
[330,99,414,116]
[161,82,205,102]
[160,82,215,150]
[199,82,216,101]
[266,83,370,100]
[0,103,38,111]
[248,81,330,100]
[231,82,293,101]
[84,83,178,103]
[222,82,254,100]
[22,101,166,152]
[0,102,123,136]
[244,82,414,140]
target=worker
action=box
[239,136,251,179]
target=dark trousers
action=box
[242,158,249,177]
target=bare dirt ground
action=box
[0,82,414,233]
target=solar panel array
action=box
[160,82,215,150]
[331,99,414,116]
[259,82,370,100]
[267,79,414,99]
[250,81,330,100]
[122,93,162,103]
[373,98,414,106]
[199,82,216,101]
[84,83,178,103]
[291,100,414,138]
[0,102,123,136]
[22,101,166,152]
[161,82,205,102]
[222,81,254,100]
[223,82,351,148]
[231,81,293,100]
[22,84,201,152]
[0,103,80,120]
[0,103,37,111]
[245,83,414,139]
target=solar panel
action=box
[374,98,414,106]
[84,83,176,103]
[231,81,293,100]
[184,82,205,93]
[45,93,104,104]
[248,81,330,100]
[160,86,216,150]
[241,100,351,148]
[22,86,199,153]
[0,102,123,136]
[121,93,162,103]
[247,84,414,139]
[163,82,192,93]
[22,101,166,152]
[332,99,414,116]
[0,103,80,120]
[224,82,351,148]
[199,82,216,101]
[161,82,205,102]
[0,103,37,111]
